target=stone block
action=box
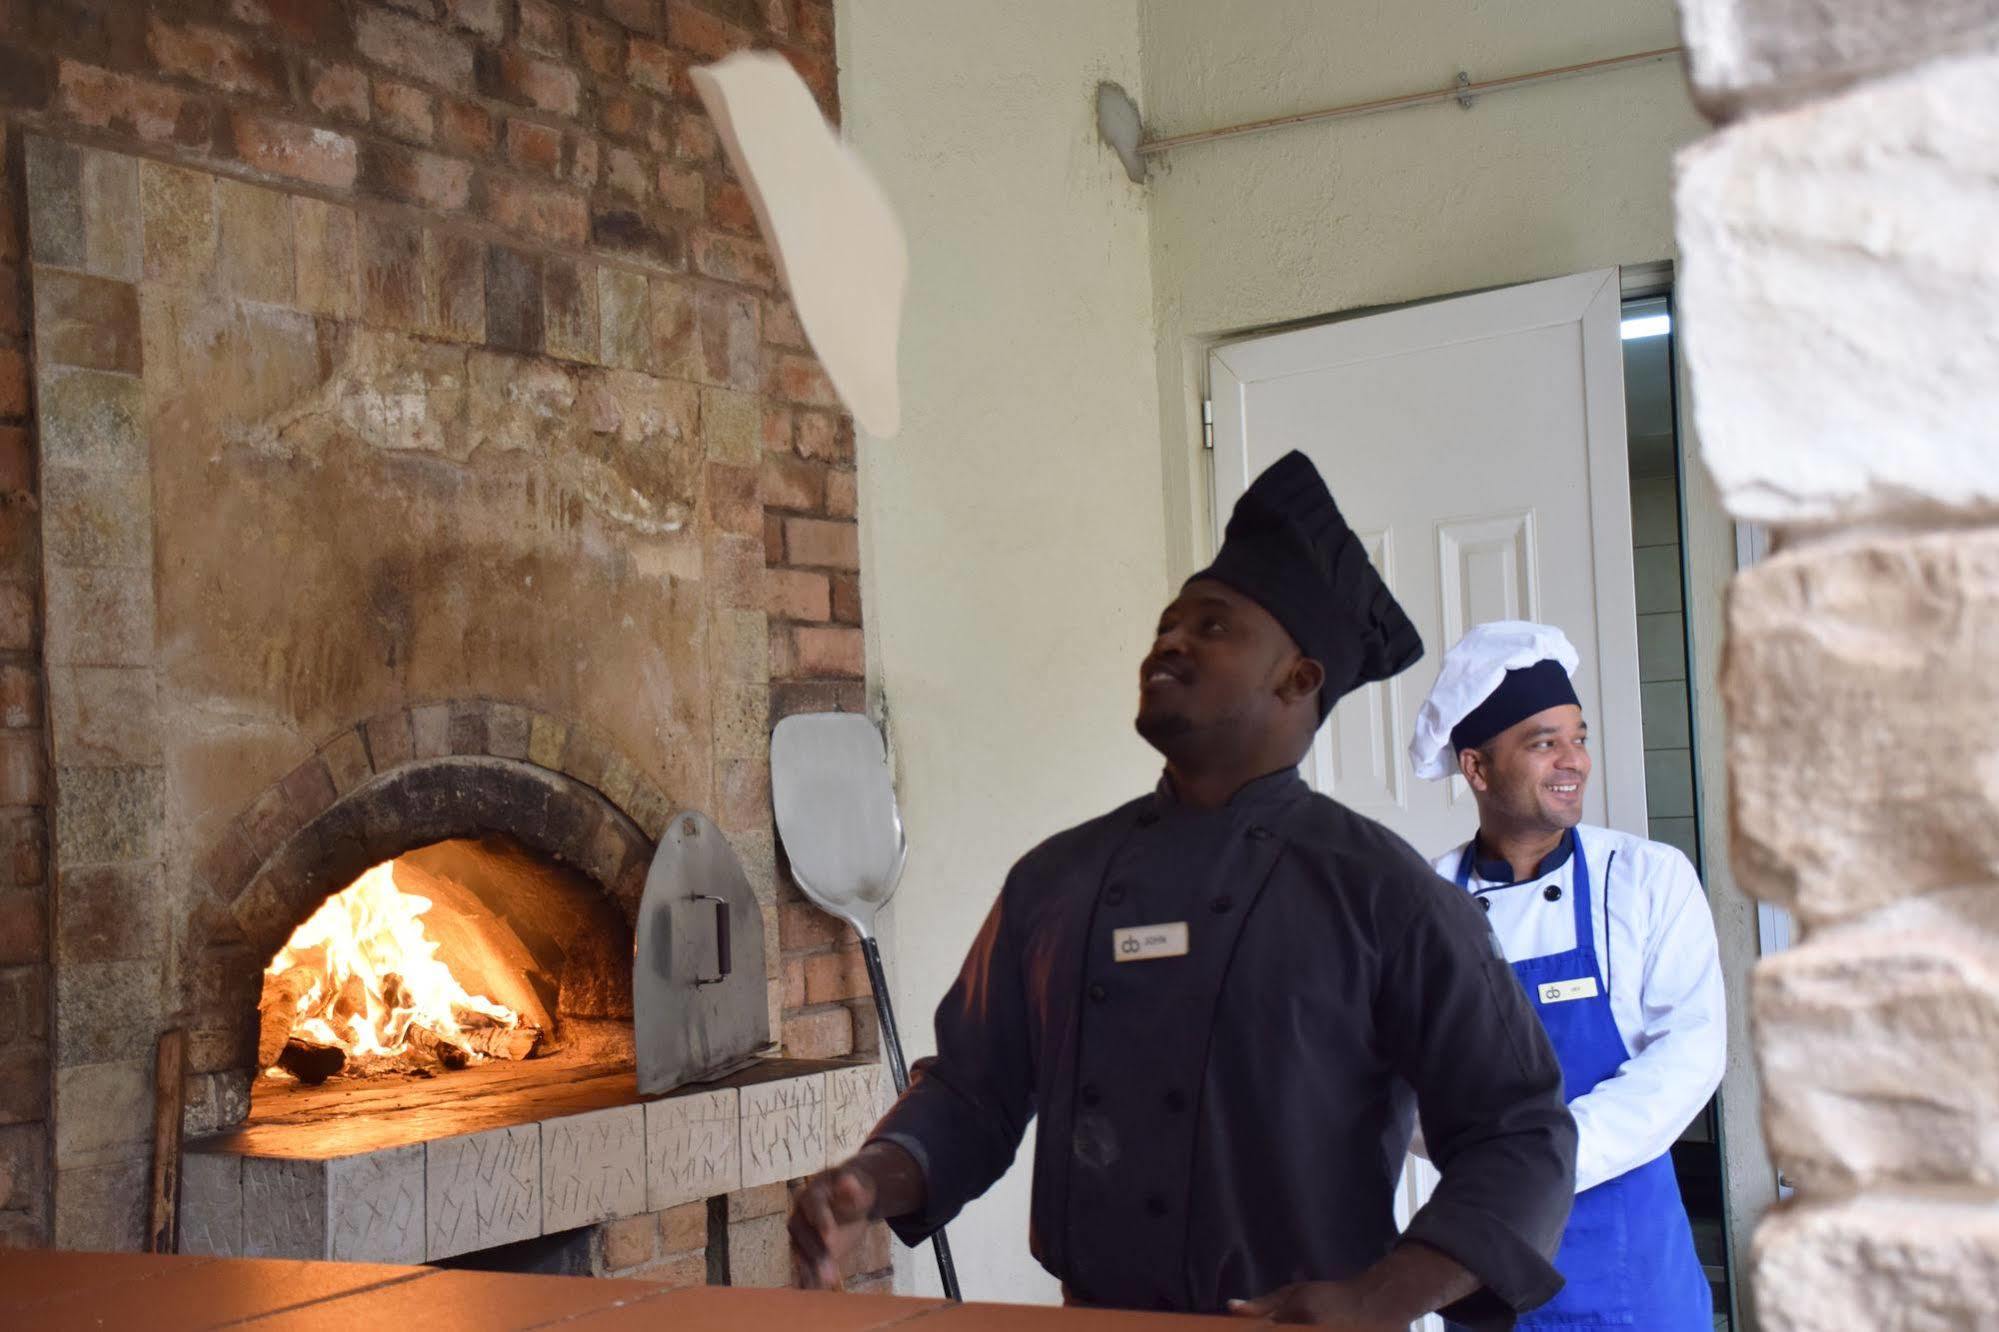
[645,1086,740,1210]
[411,702,451,760]
[55,958,161,1065]
[37,366,145,472]
[486,704,531,761]
[1677,0,1999,117]
[329,1144,426,1264]
[320,728,373,796]
[703,388,761,466]
[600,1211,657,1271]
[46,566,154,667]
[1753,1196,1999,1332]
[53,764,164,865]
[1722,531,1999,921]
[25,135,84,271]
[650,275,699,380]
[139,159,216,288]
[543,1104,647,1233]
[740,1073,825,1190]
[446,700,489,756]
[32,271,141,374]
[0,731,43,808]
[527,712,569,771]
[215,178,295,306]
[53,1059,151,1167]
[824,1063,885,1164]
[658,1199,707,1254]
[426,1122,541,1259]
[50,665,159,769]
[292,197,361,319]
[243,1156,326,1258]
[0,890,43,966]
[485,244,544,354]
[56,860,165,964]
[727,1210,790,1288]
[698,287,760,390]
[600,267,650,371]
[1678,49,1999,529]
[178,1150,243,1256]
[365,711,414,773]
[361,214,428,333]
[53,1157,147,1250]
[544,256,600,364]
[1757,893,1999,1191]
[42,466,151,569]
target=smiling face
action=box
[1134,579,1322,762]
[1459,704,1591,835]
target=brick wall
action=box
[0,0,868,1248]
[0,113,53,1251]
[1673,1,1999,1326]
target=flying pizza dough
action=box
[691,52,908,439]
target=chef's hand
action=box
[788,1141,927,1291]
[1229,1241,1478,1327]
[1227,1282,1406,1329]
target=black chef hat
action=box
[1188,450,1423,720]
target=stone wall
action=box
[0,0,870,1251]
[1672,1,1999,1325]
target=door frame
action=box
[1207,268,1649,836]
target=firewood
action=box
[256,968,321,1070]
[277,1037,346,1085]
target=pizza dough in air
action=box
[691,52,908,439]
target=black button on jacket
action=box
[871,770,1576,1328]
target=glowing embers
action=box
[259,860,543,1084]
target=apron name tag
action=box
[1538,976,1599,1004]
[1113,922,1189,963]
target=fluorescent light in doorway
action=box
[1620,313,1671,340]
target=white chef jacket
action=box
[1430,823,1726,1194]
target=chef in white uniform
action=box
[1408,621,1725,1331]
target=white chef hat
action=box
[1408,621,1582,780]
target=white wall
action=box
[838,0,1713,1307]
[1140,0,1707,578]
[836,0,1165,1304]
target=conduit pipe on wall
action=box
[1128,46,1685,162]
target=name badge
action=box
[1538,976,1599,1005]
[1113,922,1189,963]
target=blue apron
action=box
[1450,831,1709,1330]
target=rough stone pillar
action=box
[1672,1,1999,1326]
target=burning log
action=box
[277,1036,346,1085]
[257,964,325,1070]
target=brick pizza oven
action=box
[0,0,887,1287]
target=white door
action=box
[1208,269,1645,1322]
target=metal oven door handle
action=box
[692,894,731,986]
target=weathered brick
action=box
[437,97,495,156]
[782,1006,851,1059]
[825,469,856,520]
[553,18,612,78]
[626,37,679,96]
[506,118,563,176]
[658,162,704,215]
[57,60,192,146]
[796,0,833,51]
[760,0,791,38]
[781,955,805,1009]
[479,49,581,117]
[761,408,793,455]
[666,1,749,59]
[442,0,506,41]
[0,429,30,496]
[0,585,35,655]
[565,134,601,190]
[793,625,861,678]
[603,0,664,37]
[0,352,23,421]
[606,146,649,201]
[779,901,843,951]
[782,518,857,571]
[484,174,587,246]
[233,113,359,190]
[781,46,835,113]
[774,356,838,410]
[147,18,281,98]
[0,889,43,966]
[802,947,867,1005]
[590,206,680,269]
[658,1199,707,1255]
[372,79,434,144]
[763,296,806,350]
[308,61,372,123]
[830,573,860,626]
[676,112,719,163]
[761,456,824,514]
[708,179,757,236]
[355,8,473,93]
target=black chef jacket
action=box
[870,769,1575,1328]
